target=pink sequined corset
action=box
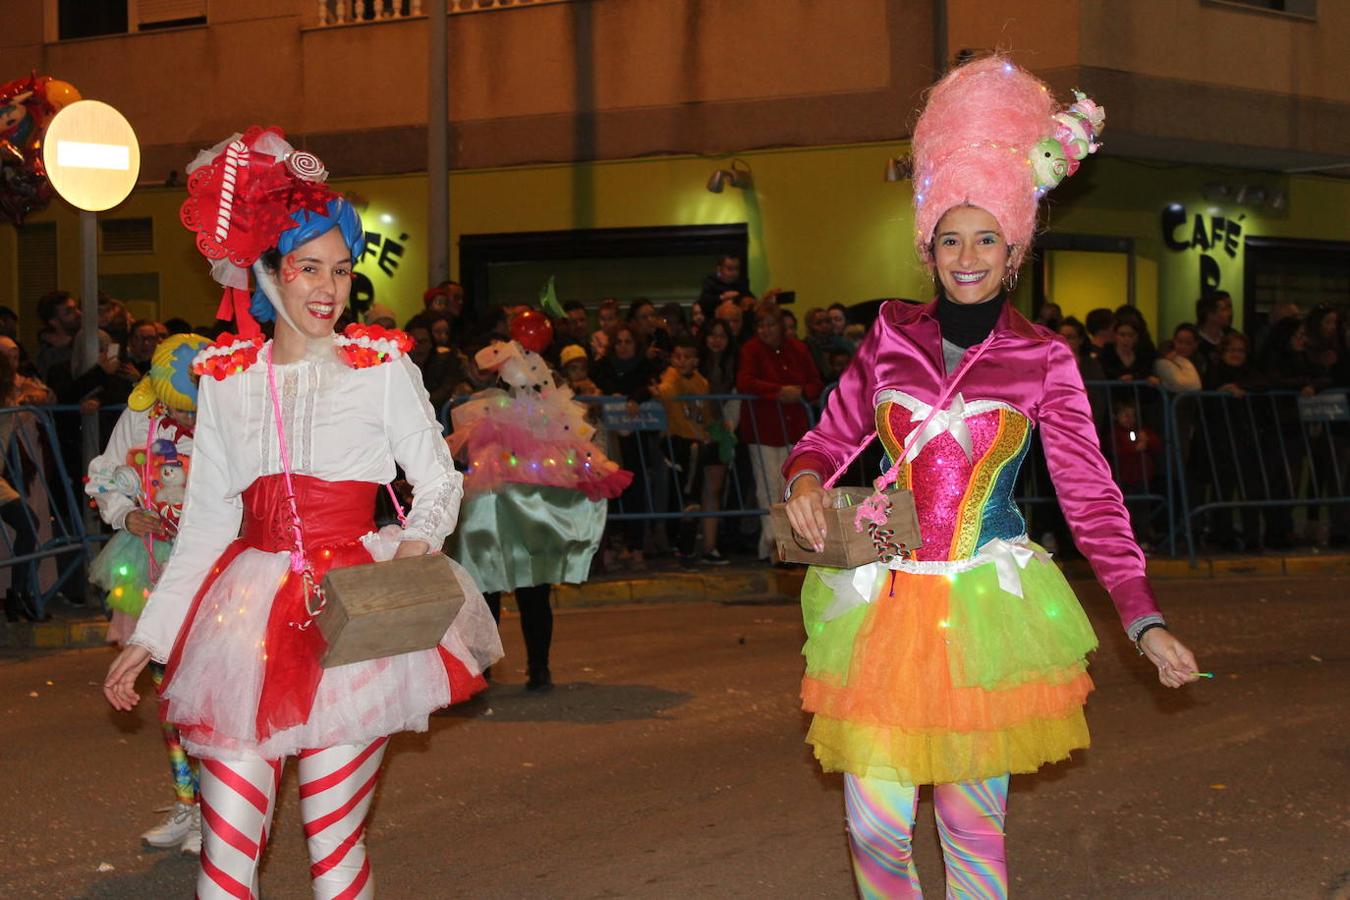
[875,390,1032,562]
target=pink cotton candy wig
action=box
[912,56,1057,270]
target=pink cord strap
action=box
[871,337,997,492]
[820,338,998,491]
[265,346,310,576]
[141,411,162,581]
[385,483,407,528]
[264,346,407,625]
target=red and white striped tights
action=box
[196,737,388,899]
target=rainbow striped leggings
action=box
[844,773,1009,899]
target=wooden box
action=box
[317,554,466,668]
[770,487,923,568]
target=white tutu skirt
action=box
[163,526,503,761]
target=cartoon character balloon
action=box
[0,74,82,225]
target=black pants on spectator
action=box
[484,585,553,676]
[1,498,39,596]
[665,436,714,555]
[611,433,654,550]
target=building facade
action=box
[2,0,1348,338]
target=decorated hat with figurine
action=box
[911,55,1105,269]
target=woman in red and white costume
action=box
[103,126,502,899]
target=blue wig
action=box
[250,196,366,324]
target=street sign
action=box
[41,100,140,212]
[601,400,668,432]
[1298,392,1350,423]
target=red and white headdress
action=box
[179,126,336,337]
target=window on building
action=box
[57,0,206,40]
[1204,0,1317,19]
[17,224,59,325]
[99,218,154,254]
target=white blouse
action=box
[130,347,462,661]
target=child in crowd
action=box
[653,337,729,565]
[560,344,600,397]
[1111,401,1163,546]
[842,322,866,349]
[824,348,853,385]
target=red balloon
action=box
[509,309,554,354]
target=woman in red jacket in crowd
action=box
[736,300,822,560]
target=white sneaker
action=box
[179,805,202,855]
[142,801,196,849]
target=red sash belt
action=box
[163,475,381,743]
[240,474,376,551]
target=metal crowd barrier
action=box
[577,393,817,522]
[1169,388,1350,563]
[1017,380,1179,557]
[0,405,103,617]
[430,379,1350,564]
[438,392,817,523]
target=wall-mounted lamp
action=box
[706,159,752,193]
[884,156,912,183]
[1202,180,1285,212]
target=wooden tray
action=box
[770,487,922,568]
[317,554,465,668]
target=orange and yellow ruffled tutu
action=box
[800,545,1098,785]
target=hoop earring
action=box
[1002,268,1020,292]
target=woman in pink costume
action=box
[103,127,502,899]
[783,57,1201,898]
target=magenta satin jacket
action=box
[785,299,1162,636]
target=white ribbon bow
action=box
[903,392,972,462]
[983,538,1047,598]
[814,538,1051,621]
[878,390,1023,465]
[818,563,885,621]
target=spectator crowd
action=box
[1036,290,1350,554]
[5,260,1350,606]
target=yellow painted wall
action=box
[1046,250,1129,323]
[1048,157,1350,336]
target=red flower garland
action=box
[336,324,414,369]
[192,333,265,381]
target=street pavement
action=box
[0,574,1346,899]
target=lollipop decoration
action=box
[284,150,327,183]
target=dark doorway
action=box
[458,224,749,320]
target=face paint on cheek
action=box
[281,253,302,284]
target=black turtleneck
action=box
[936,290,1007,349]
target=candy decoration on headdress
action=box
[911,56,1105,270]
[285,150,328,182]
[179,126,344,337]
[128,333,211,412]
